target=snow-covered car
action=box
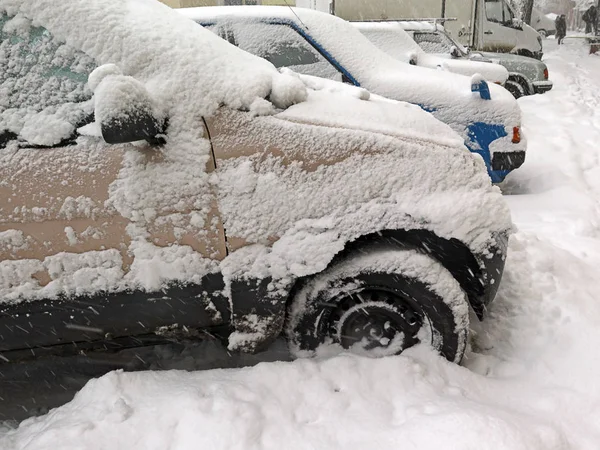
[353,21,509,85]
[532,8,556,37]
[400,21,553,98]
[0,0,512,367]
[180,6,526,183]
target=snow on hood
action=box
[276,80,465,150]
[180,6,521,132]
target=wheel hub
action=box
[329,289,424,356]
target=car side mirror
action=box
[408,51,418,65]
[450,46,461,58]
[90,65,166,146]
[511,18,523,29]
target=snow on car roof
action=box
[181,6,520,130]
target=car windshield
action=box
[0,13,96,147]
[357,25,423,62]
[412,31,468,56]
[231,21,343,81]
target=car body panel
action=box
[0,1,511,361]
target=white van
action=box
[297,0,544,59]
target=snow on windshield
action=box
[0,13,96,146]
[354,22,423,64]
[0,0,307,147]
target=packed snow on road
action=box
[1,37,600,449]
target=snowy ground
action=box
[2,38,600,449]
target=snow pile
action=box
[0,350,576,450]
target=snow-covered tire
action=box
[286,246,470,363]
[505,80,526,99]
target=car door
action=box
[0,14,227,351]
[482,0,518,52]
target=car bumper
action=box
[533,81,553,94]
[492,150,526,171]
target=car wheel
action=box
[505,80,526,99]
[286,246,469,363]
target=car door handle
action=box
[484,30,493,35]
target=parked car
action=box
[412,21,554,98]
[532,8,556,37]
[400,21,553,98]
[353,21,509,85]
[181,6,526,183]
[0,0,512,380]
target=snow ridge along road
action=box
[2,39,600,449]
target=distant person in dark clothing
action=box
[555,14,567,44]
[583,5,598,34]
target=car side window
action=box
[503,1,515,24]
[485,0,505,24]
[231,22,342,81]
[0,13,97,148]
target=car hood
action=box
[276,77,466,151]
[365,67,521,133]
[472,52,547,80]
[420,54,508,84]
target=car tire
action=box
[286,246,469,363]
[505,80,526,99]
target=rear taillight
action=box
[544,68,549,79]
[512,126,521,144]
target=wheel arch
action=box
[286,228,489,321]
[508,72,534,96]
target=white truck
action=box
[297,0,543,59]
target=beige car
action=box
[0,0,511,368]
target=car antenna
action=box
[282,0,309,30]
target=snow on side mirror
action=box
[89,64,166,146]
[450,46,461,58]
[408,51,418,65]
[471,75,492,100]
[511,18,523,29]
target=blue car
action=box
[181,6,527,183]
